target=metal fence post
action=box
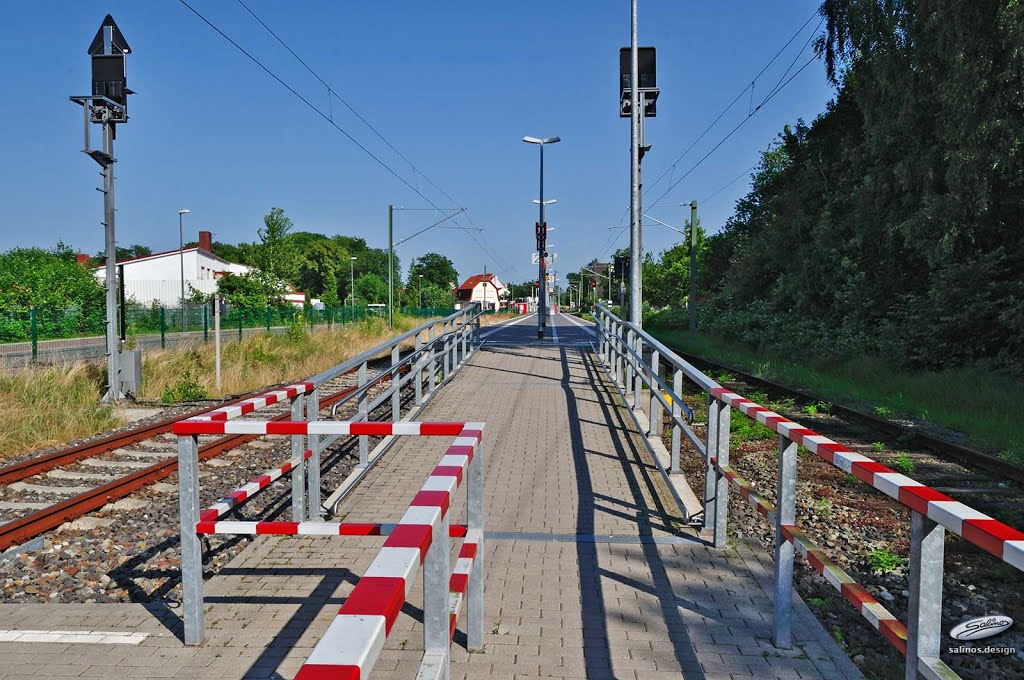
[773,434,798,648]
[428,326,438,394]
[30,308,38,363]
[415,332,424,406]
[177,433,203,645]
[467,433,485,651]
[704,396,719,532]
[670,369,682,473]
[307,386,322,520]
[160,307,166,349]
[390,344,400,421]
[265,305,271,331]
[357,361,368,466]
[203,305,209,343]
[238,309,243,340]
[906,511,945,680]
[291,392,306,521]
[713,402,731,548]
[630,331,638,411]
[423,506,452,680]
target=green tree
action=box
[355,273,388,304]
[296,239,346,298]
[250,207,298,284]
[408,253,458,290]
[217,271,284,309]
[0,244,104,309]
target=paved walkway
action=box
[0,313,861,679]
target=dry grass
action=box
[0,362,121,457]
[1,312,518,458]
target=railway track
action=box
[0,361,404,554]
[665,345,1024,487]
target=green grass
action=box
[648,328,1024,464]
[867,548,902,573]
[890,452,916,476]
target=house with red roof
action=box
[453,273,507,312]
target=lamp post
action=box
[350,256,357,317]
[418,274,424,309]
[523,135,560,338]
[178,209,191,332]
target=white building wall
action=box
[94,250,251,306]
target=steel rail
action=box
[0,373,398,552]
[666,346,1024,484]
[0,394,268,485]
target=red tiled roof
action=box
[457,273,503,291]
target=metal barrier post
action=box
[616,322,625,387]
[773,434,797,647]
[633,334,643,413]
[460,317,469,366]
[415,332,424,405]
[357,361,368,466]
[423,504,452,679]
[428,326,438,393]
[467,434,485,651]
[307,386,322,520]
[704,396,719,532]
[177,433,203,645]
[713,400,731,548]
[906,511,945,680]
[648,352,662,437]
[291,392,306,521]
[443,322,452,380]
[390,345,400,421]
[670,369,682,473]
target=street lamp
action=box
[178,209,191,331]
[523,135,559,338]
[350,256,357,317]
[418,274,424,309]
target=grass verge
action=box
[3,313,512,459]
[649,327,1024,463]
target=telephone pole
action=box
[689,200,698,335]
[629,0,642,327]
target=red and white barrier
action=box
[710,387,1024,570]
[296,423,484,680]
[199,449,314,523]
[173,419,469,437]
[194,383,314,423]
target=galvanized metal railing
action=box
[171,305,483,647]
[594,304,1024,680]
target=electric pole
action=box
[629,0,642,327]
[689,200,698,335]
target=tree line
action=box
[617,0,1023,377]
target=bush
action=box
[161,367,208,404]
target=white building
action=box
[93,231,251,306]
[454,273,507,312]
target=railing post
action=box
[773,434,797,648]
[615,322,624,387]
[307,386,322,520]
[713,401,731,548]
[357,361,368,466]
[390,344,400,421]
[670,369,682,473]
[467,432,486,651]
[423,501,452,680]
[428,325,438,393]
[624,328,634,404]
[461,317,468,366]
[648,350,661,437]
[633,335,643,414]
[415,332,424,406]
[177,433,203,645]
[444,322,452,381]
[906,511,945,680]
[704,396,719,531]
[290,392,306,521]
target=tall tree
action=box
[250,207,298,284]
[408,253,458,290]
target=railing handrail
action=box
[306,303,481,388]
[595,303,719,391]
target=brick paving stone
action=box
[0,317,862,679]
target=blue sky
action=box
[0,1,835,286]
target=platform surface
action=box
[0,313,862,679]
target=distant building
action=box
[454,273,507,312]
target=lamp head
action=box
[178,209,191,215]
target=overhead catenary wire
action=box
[179,0,519,278]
